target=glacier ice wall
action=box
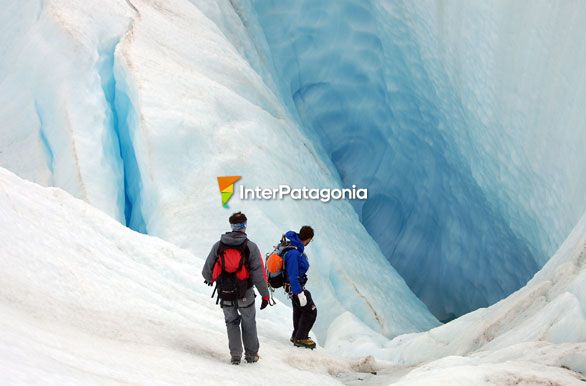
[0,0,439,344]
[2,0,584,329]
[251,0,586,320]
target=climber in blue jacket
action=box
[283,226,317,349]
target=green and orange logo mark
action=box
[217,176,241,208]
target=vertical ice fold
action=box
[97,36,146,233]
[0,0,136,223]
[34,101,54,179]
[113,58,147,234]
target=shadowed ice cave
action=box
[251,0,586,321]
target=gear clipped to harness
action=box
[211,240,252,305]
[265,235,297,289]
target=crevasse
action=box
[249,0,586,320]
[97,37,146,233]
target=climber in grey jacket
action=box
[202,212,270,365]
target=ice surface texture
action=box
[251,0,586,320]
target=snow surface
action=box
[0,167,383,385]
[0,0,438,344]
[251,0,586,320]
[2,166,586,385]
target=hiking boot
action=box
[245,354,259,363]
[231,356,241,365]
[294,338,316,350]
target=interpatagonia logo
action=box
[217,176,241,208]
[239,184,368,202]
[217,175,368,207]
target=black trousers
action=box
[291,289,317,340]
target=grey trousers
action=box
[222,289,259,358]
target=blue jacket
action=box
[284,230,310,295]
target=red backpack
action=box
[211,240,251,304]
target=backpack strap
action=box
[237,240,249,272]
[229,239,249,270]
[280,246,298,290]
[240,240,253,289]
[280,245,297,258]
[219,244,227,273]
[217,241,228,260]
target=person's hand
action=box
[260,296,269,310]
[204,280,213,286]
[296,291,307,307]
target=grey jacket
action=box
[202,231,270,299]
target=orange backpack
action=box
[265,236,297,289]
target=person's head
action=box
[299,225,314,246]
[229,211,247,232]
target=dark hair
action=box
[229,212,247,224]
[299,225,314,241]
